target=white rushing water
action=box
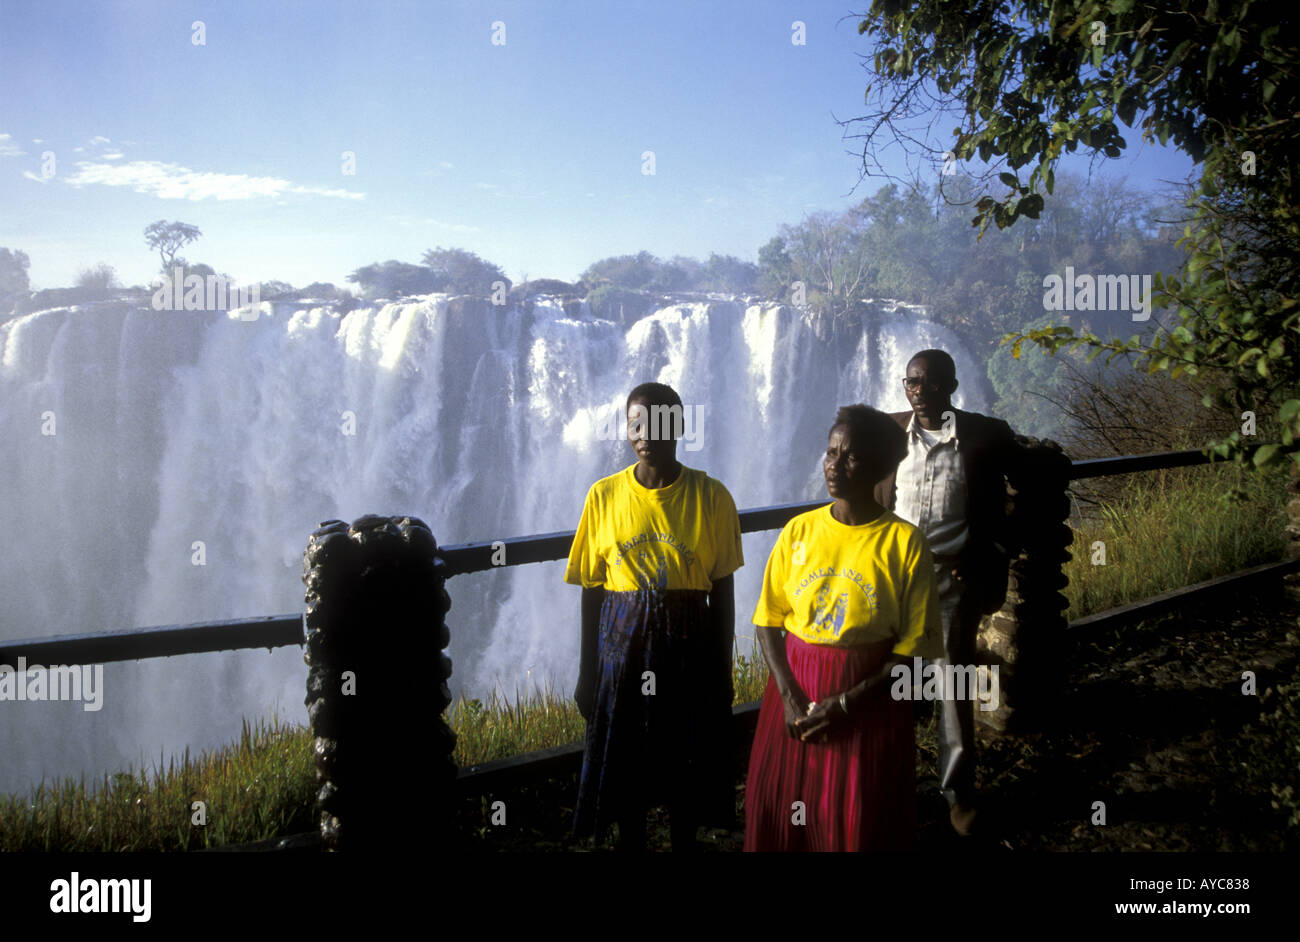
[0,295,985,795]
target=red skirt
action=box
[744,634,915,852]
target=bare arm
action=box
[755,625,812,737]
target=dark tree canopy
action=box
[420,247,511,296]
[852,0,1300,467]
[347,260,446,299]
[580,251,757,295]
[75,263,120,296]
[0,247,31,312]
[143,220,202,273]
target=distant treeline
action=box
[0,173,1186,440]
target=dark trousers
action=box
[925,561,983,808]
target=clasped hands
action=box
[781,688,849,743]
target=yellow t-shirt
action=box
[564,464,744,591]
[751,504,944,656]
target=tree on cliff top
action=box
[0,248,31,313]
[75,263,121,298]
[420,247,510,296]
[580,251,661,292]
[347,260,445,300]
[849,0,1300,468]
[144,221,202,274]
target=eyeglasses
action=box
[902,377,944,391]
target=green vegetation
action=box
[420,246,511,297]
[580,251,758,296]
[852,0,1300,468]
[0,718,315,852]
[1063,462,1288,619]
[0,247,31,313]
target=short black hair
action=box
[626,382,682,413]
[829,404,907,484]
[907,349,957,384]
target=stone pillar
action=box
[302,514,456,851]
[976,438,1073,732]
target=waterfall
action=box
[0,295,985,795]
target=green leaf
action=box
[1280,399,1300,425]
[1117,96,1136,127]
[1017,193,1045,218]
[1253,444,1279,467]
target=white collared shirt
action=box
[892,413,969,558]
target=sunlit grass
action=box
[0,717,315,852]
[451,649,771,768]
[1063,462,1287,619]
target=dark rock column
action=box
[976,438,1073,732]
[302,514,456,851]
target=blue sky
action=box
[1,0,1197,292]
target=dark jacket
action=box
[873,409,1020,615]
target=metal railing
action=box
[0,447,1267,667]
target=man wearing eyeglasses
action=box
[873,348,1021,837]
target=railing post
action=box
[976,438,1073,732]
[301,514,456,851]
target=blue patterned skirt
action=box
[573,588,734,840]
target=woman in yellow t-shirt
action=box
[565,382,743,851]
[744,404,944,851]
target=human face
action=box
[627,396,677,466]
[904,356,956,424]
[823,425,872,500]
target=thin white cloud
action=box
[101,152,124,160]
[62,159,365,201]
[31,138,43,145]
[0,134,25,157]
[423,217,479,232]
[21,170,47,183]
[88,135,111,146]
[439,161,454,169]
